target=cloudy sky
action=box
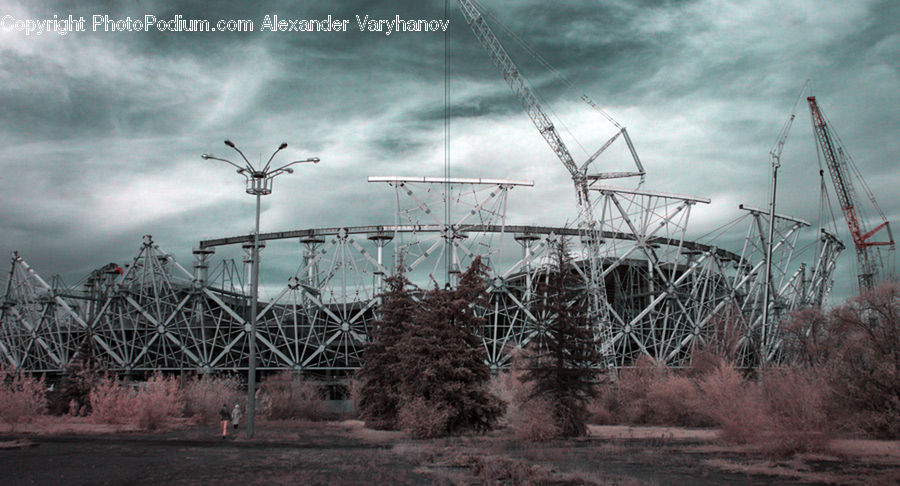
[1,0,897,302]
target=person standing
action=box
[219,404,230,439]
[231,403,242,431]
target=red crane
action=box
[807,96,895,290]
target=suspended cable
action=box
[444,0,452,284]
[471,0,596,158]
[473,0,622,127]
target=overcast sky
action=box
[1,0,897,303]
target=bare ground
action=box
[1,419,898,485]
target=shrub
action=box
[89,376,139,425]
[487,352,530,424]
[690,305,744,372]
[509,396,561,441]
[90,372,183,430]
[645,373,706,426]
[616,356,667,424]
[452,453,546,484]
[603,356,709,427]
[181,374,242,424]
[490,355,566,440]
[257,371,333,421]
[488,368,525,413]
[0,367,46,430]
[586,379,617,425]
[826,282,900,438]
[134,372,183,431]
[696,362,770,444]
[346,376,363,419]
[757,368,830,456]
[782,308,832,368]
[396,397,452,439]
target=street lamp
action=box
[202,141,319,438]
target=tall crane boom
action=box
[456,0,615,365]
[455,0,643,205]
[455,0,582,189]
[807,96,895,290]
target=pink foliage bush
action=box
[694,362,830,456]
[644,374,706,426]
[0,367,46,430]
[489,354,562,440]
[757,368,830,456]
[615,356,666,424]
[180,374,242,424]
[257,372,333,421]
[586,381,617,425]
[827,282,900,438]
[585,354,831,456]
[90,372,183,430]
[488,364,529,426]
[89,376,139,425]
[509,396,561,441]
[606,356,707,427]
[396,396,452,439]
[695,362,768,444]
[452,453,547,484]
[135,372,183,430]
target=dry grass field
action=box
[2,418,898,485]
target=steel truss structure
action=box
[1,177,842,375]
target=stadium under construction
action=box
[1,1,893,377]
[0,175,848,375]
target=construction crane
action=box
[807,96,895,290]
[456,0,642,365]
[455,0,644,194]
[761,95,802,357]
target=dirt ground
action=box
[1,420,898,485]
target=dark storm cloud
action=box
[0,0,897,302]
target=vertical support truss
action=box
[590,186,714,366]
[724,206,840,365]
[0,252,82,371]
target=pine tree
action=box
[523,238,600,437]
[355,272,416,429]
[50,338,105,415]
[394,256,504,436]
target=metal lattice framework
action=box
[1,176,842,374]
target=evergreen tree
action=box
[356,272,416,429]
[523,238,600,437]
[394,256,504,436]
[50,338,105,415]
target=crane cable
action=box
[444,0,452,285]
[471,0,621,128]
[470,0,600,159]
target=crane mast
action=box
[760,107,797,360]
[456,0,615,363]
[807,96,894,290]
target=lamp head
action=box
[279,142,288,150]
[201,154,210,160]
[310,157,320,164]
[224,140,235,148]
[284,168,294,174]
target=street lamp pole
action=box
[202,142,319,438]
